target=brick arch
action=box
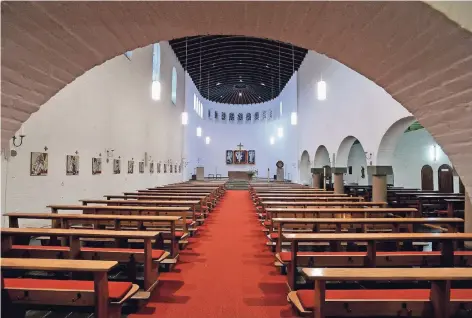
[2,2,472,193]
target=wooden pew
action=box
[264,207,418,223]
[416,195,465,216]
[289,267,472,318]
[80,199,204,223]
[272,217,464,253]
[105,194,213,211]
[283,232,472,290]
[1,258,139,318]
[445,198,465,218]
[2,228,163,292]
[5,213,181,259]
[124,191,218,207]
[47,204,191,235]
[253,194,349,205]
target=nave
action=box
[130,190,296,318]
[2,180,472,318]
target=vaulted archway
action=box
[2,2,472,193]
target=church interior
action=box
[1,2,472,317]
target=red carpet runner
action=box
[130,190,297,317]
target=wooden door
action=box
[421,165,434,190]
[438,164,453,193]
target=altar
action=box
[228,171,251,181]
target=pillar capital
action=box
[312,167,331,174]
[332,167,347,174]
[367,165,393,176]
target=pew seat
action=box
[290,288,472,314]
[10,245,168,261]
[4,278,134,301]
[276,250,472,267]
[1,258,138,318]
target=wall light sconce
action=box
[12,126,26,147]
[205,136,211,145]
[12,134,25,147]
[291,112,297,125]
[196,127,202,137]
[430,145,440,162]
[270,136,275,145]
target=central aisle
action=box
[130,190,297,318]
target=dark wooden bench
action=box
[5,212,181,259]
[47,204,191,235]
[2,227,164,293]
[80,199,204,222]
[289,267,472,318]
[264,207,418,223]
[272,217,464,253]
[1,258,139,318]
[282,232,472,290]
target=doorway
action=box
[421,165,434,190]
[438,164,453,193]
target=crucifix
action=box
[236,142,244,150]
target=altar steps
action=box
[225,180,249,190]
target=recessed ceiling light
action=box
[258,96,261,99]
[239,79,242,82]
[239,92,242,97]
[216,82,221,86]
[266,65,269,68]
[261,83,265,86]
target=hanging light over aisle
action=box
[181,112,188,125]
[151,80,161,101]
[317,79,326,101]
[277,127,283,138]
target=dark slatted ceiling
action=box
[169,35,307,105]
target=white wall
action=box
[297,51,413,166]
[183,74,299,181]
[392,129,459,191]
[345,143,368,185]
[339,129,460,191]
[2,43,185,226]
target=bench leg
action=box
[313,280,326,318]
[109,304,123,318]
[94,272,109,318]
[430,280,451,318]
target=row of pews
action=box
[249,182,472,317]
[1,181,226,318]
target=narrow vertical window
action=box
[151,43,161,101]
[171,67,177,104]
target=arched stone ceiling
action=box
[1,1,472,193]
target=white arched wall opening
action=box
[336,136,369,185]
[377,116,417,166]
[300,150,311,185]
[336,136,360,168]
[313,145,331,168]
[1,2,472,195]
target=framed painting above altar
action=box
[226,146,255,165]
[234,150,247,164]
